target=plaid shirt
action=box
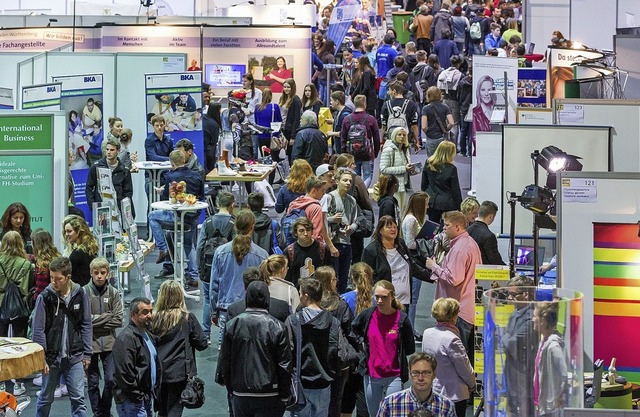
[377,387,456,417]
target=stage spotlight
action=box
[534,146,583,189]
[520,184,554,214]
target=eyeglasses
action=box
[410,370,433,378]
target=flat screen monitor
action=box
[204,64,246,88]
[515,245,545,270]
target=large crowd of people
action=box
[0,1,569,417]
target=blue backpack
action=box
[281,201,320,245]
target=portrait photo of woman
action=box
[264,56,293,94]
[472,75,496,132]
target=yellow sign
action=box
[475,265,510,281]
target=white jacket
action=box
[379,140,411,193]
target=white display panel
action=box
[501,124,611,235]
[555,99,640,171]
[472,131,503,235]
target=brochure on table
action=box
[52,73,104,224]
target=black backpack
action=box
[345,116,372,160]
[198,218,234,282]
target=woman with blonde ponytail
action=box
[259,254,300,313]
[210,210,268,349]
[352,280,416,417]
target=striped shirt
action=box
[376,387,456,417]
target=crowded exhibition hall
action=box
[1,0,640,416]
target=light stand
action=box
[507,192,519,275]
[532,150,541,285]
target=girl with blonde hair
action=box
[62,214,98,286]
[259,254,300,312]
[380,127,413,213]
[152,280,208,417]
[421,140,462,223]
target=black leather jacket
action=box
[113,321,162,404]
[216,309,292,398]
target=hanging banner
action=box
[326,0,363,50]
[472,56,518,130]
[0,87,14,109]
[0,114,54,233]
[21,83,61,111]
[144,72,204,168]
[517,68,547,108]
[52,73,104,224]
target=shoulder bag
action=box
[286,312,307,411]
[179,317,206,409]
[431,104,452,140]
[270,105,288,152]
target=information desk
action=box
[0,338,45,381]
[150,200,208,301]
[206,164,275,205]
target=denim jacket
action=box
[209,241,268,315]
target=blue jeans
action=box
[184,227,199,280]
[408,277,422,331]
[317,79,328,106]
[202,280,212,337]
[355,161,373,188]
[296,386,331,417]
[87,352,115,417]
[459,119,472,156]
[148,209,175,251]
[251,133,260,160]
[363,374,403,417]
[332,243,352,293]
[115,398,152,417]
[36,359,87,417]
[216,309,229,349]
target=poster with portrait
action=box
[248,55,295,94]
[144,72,204,169]
[101,234,116,264]
[517,68,547,108]
[472,56,519,131]
[546,47,604,106]
[52,74,104,223]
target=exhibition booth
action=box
[2,13,640,414]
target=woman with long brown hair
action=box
[279,78,302,153]
[210,210,269,348]
[62,214,98,286]
[376,174,400,224]
[31,229,61,300]
[0,202,33,253]
[302,83,323,115]
[275,159,314,214]
[352,280,415,416]
[350,55,377,116]
[151,280,208,417]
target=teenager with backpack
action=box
[248,192,286,256]
[340,95,380,188]
[196,191,235,342]
[381,81,420,152]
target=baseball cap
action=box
[316,163,334,177]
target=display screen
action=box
[204,64,246,88]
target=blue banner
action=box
[326,0,362,50]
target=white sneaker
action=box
[13,382,26,396]
[36,388,63,398]
[33,376,43,386]
[59,384,68,396]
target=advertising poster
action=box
[0,87,14,109]
[472,56,518,129]
[326,0,374,50]
[0,114,54,233]
[202,26,312,99]
[99,25,197,71]
[21,83,61,111]
[144,72,204,169]
[0,28,95,52]
[593,223,640,383]
[52,73,104,224]
[546,47,604,106]
[517,68,547,108]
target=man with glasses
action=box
[377,352,455,417]
[503,275,537,417]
